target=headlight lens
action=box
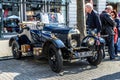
[87,38,95,46]
[70,39,77,48]
[91,31,97,36]
[68,28,80,48]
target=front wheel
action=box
[102,48,105,59]
[87,45,102,66]
[12,41,22,59]
[48,44,63,73]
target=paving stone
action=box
[0,54,120,80]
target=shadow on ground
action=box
[93,72,120,80]
[0,57,97,80]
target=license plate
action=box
[74,51,93,58]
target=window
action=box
[0,1,20,34]
[0,0,69,38]
[26,0,44,21]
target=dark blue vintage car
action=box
[9,13,105,73]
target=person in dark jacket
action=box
[100,5,116,60]
[85,3,102,37]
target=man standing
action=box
[85,3,102,37]
[100,5,116,60]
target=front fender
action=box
[81,36,95,47]
[99,37,106,44]
[81,36,106,47]
[46,38,65,48]
[42,38,65,56]
[52,39,65,48]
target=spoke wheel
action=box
[48,44,63,73]
[12,41,22,59]
[87,45,102,66]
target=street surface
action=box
[0,54,120,80]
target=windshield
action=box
[40,13,65,24]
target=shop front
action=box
[0,0,70,38]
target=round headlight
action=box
[70,39,77,48]
[91,31,97,36]
[87,38,95,46]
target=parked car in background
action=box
[4,15,20,33]
[9,13,105,73]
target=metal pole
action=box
[0,3,2,38]
[0,2,4,38]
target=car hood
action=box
[43,25,71,34]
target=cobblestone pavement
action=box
[0,54,120,80]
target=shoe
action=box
[110,57,115,60]
[115,54,118,57]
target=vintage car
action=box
[9,13,105,73]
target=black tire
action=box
[87,46,102,66]
[102,48,105,59]
[12,41,22,59]
[48,44,63,73]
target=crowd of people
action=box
[85,3,120,60]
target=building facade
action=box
[1,0,120,38]
[68,0,120,28]
[68,0,77,27]
[68,0,106,28]
[0,0,70,38]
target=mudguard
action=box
[99,37,106,44]
[81,36,105,47]
[81,36,95,44]
[42,38,65,56]
[9,34,31,47]
[47,38,65,48]
[9,36,19,46]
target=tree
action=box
[77,0,86,40]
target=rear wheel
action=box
[48,44,63,73]
[12,41,22,59]
[87,45,102,66]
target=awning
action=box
[7,15,20,20]
[107,0,120,3]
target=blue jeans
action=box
[107,35,115,59]
[114,43,118,55]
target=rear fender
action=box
[9,36,19,47]
[9,34,31,47]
